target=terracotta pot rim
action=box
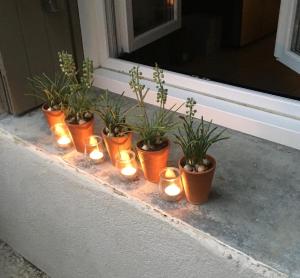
[66,116,94,129]
[42,103,63,114]
[136,139,170,153]
[101,128,132,138]
[178,155,216,175]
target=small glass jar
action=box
[84,135,105,164]
[51,123,73,149]
[115,150,138,180]
[159,167,183,202]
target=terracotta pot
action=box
[102,129,133,165]
[136,140,170,183]
[178,155,216,205]
[42,104,65,129]
[67,117,94,153]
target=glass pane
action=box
[291,0,300,54]
[118,0,300,100]
[132,0,175,37]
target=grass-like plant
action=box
[96,90,135,137]
[28,72,69,110]
[58,51,94,124]
[129,64,181,150]
[175,98,228,171]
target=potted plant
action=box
[28,72,69,129]
[59,51,95,153]
[129,64,181,183]
[175,98,228,204]
[96,90,135,165]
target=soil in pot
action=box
[179,155,216,205]
[42,104,65,129]
[136,140,170,183]
[101,129,133,165]
[66,117,94,153]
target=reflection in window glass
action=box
[119,0,300,100]
[132,0,174,37]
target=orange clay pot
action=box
[67,117,94,153]
[102,129,133,165]
[42,104,65,129]
[136,140,170,183]
[179,155,216,205]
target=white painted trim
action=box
[275,0,300,73]
[114,0,181,53]
[95,68,300,150]
[78,0,300,149]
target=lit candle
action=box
[159,167,183,202]
[57,136,71,146]
[51,123,72,149]
[84,135,105,165]
[116,150,138,180]
[89,149,104,161]
[164,183,181,197]
[121,166,137,177]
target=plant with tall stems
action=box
[58,51,94,124]
[129,64,181,151]
[175,97,229,172]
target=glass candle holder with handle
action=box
[84,135,105,164]
[115,150,138,180]
[159,167,183,202]
[51,123,73,149]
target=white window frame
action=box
[78,0,300,150]
[114,0,181,53]
[275,0,300,73]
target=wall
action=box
[0,129,284,278]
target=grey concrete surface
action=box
[0,239,49,278]
[0,92,299,277]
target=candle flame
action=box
[165,168,176,179]
[119,150,130,161]
[89,136,98,146]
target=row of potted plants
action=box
[28,51,228,204]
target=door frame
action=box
[275,0,300,73]
[78,0,300,150]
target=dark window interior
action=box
[118,0,300,100]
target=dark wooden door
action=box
[0,0,84,115]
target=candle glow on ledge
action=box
[159,167,183,202]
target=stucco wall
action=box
[0,130,284,278]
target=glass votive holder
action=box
[115,150,138,180]
[84,135,105,164]
[159,167,183,202]
[51,123,73,149]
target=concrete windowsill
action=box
[0,93,299,277]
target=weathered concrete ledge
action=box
[0,95,299,277]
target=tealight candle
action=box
[115,150,138,180]
[51,123,72,149]
[159,167,183,202]
[84,135,104,164]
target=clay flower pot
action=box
[102,129,133,165]
[42,104,65,129]
[179,155,216,205]
[67,117,94,153]
[136,140,170,183]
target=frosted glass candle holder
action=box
[51,123,73,149]
[159,167,183,202]
[84,135,105,164]
[115,150,138,180]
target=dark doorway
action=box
[118,0,300,100]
